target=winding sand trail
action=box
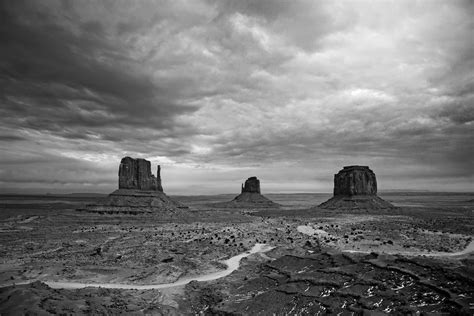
[3,243,274,290]
[410,239,474,257]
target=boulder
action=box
[319,166,393,210]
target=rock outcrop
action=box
[333,166,377,196]
[79,157,186,214]
[319,166,393,210]
[241,176,260,194]
[118,157,163,191]
[213,177,280,209]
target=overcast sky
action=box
[0,0,473,195]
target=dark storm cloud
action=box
[209,0,356,51]
[0,1,197,137]
[0,134,26,142]
[436,101,474,124]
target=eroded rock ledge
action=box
[206,251,471,315]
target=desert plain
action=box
[0,192,473,315]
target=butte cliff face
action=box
[319,166,393,210]
[118,157,163,191]
[333,166,377,196]
[80,157,185,214]
[241,176,261,194]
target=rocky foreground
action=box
[191,249,473,314]
[0,193,473,314]
[2,247,472,315]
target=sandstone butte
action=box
[319,165,394,210]
[213,176,280,209]
[79,157,186,214]
[241,176,261,194]
[118,157,163,192]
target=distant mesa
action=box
[79,157,187,214]
[319,166,394,210]
[213,176,280,209]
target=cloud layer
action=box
[1,0,473,194]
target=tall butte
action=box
[319,166,394,210]
[241,176,261,194]
[118,157,163,191]
[80,157,186,214]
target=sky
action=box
[0,0,473,195]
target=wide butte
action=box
[319,165,394,210]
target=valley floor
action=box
[0,193,473,314]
